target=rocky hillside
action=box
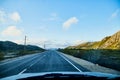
[99,31,120,49]
[67,30,120,49]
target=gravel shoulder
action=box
[61,52,120,75]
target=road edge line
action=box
[58,52,82,72]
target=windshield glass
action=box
[0,0,120,79]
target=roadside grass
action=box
[0,50,45,61]
[0,52,4,61]
[58,49,120,71]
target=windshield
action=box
[0,0,120,79]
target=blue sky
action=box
[0,0,120,48]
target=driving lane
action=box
[0,50,88,78]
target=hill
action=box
[59,30,120,71]
[0,41,44,60]
[67,30,120,49]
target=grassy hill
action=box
[67,31,120,49]
[0,41,44,60]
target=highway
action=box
[0,50,89,78]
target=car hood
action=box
[1,72,120,80]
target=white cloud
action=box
[9,12,21,22]
[72,40,83,45]
[14,39,24,44]
[0,9,21,23]
[63,17,78,29]
[0,10,6,23]
[48,13,58,21]
[40,40,70,49]
[13,38,84,49]
[1,26,22,36]
[22,38,71,49]
[111,9,119,18]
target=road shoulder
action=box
[60,52,120,75]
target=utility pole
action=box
[44,44,45,49]
[24,36,27,53]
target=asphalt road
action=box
[0,50,88,78]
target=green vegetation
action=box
[17,49,44,56]
[0,41,45,61]
[60,31,120,71]
[0,52,4,60]
[58,49,120,71]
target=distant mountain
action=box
[67,30,120,49]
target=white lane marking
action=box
[0,51,47,66]
[18,69,27,75]
[58,53,82,72]
[1,54,40,74]
[18,55,46,75]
